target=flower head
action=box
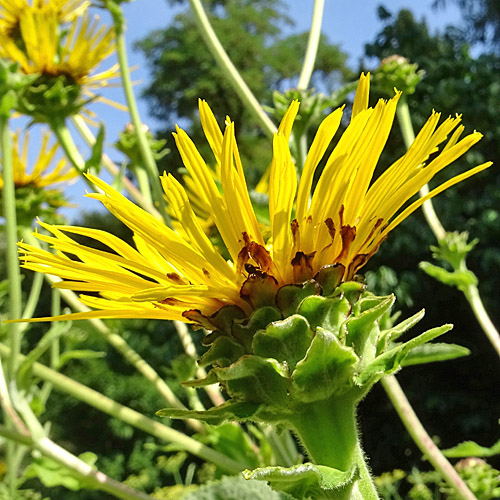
[0,129,77,223]
[0,4,118,120]
[0,0,89,36]
[18,74,492,324]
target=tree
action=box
[135,0,351,180]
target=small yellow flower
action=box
[18,74,492,324]
[0,0,89,36]
[0,129,77,191]
[0,5,119,119]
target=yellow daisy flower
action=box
[18,74,492,324]
[0,0,89,36]
[0,129,77,191]
[0,5,118,119]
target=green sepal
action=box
[314,264,345,296]
[297,295,350,335]
[215,355,290,406]
[156,400,260,425]
[337,281,366,305]
[292,327,358,402]
[244,462,358,500]
[253,315,314,371]
[345,295,394,358]
[356,324,453,386]
[401,342,470,367]
[182,369,219,387]
[232,306,282,353]
[182,476,297,500]
[240,274,280,309]
[183,305,245,341]
[276,281,321,317]
[199,336,246,368]
[377,309,425,354]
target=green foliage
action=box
[135,0,351,180]
[245,462,358,500]
[181,475,297,500]
[23,452,97,491]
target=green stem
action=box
[49,117,96,191]
[0,342,245,474]
[382,375,477,500]
[463,284,500,359]
[188,0,276,137]
[113,16,171,225]
[0,117,22,377]
[396,98,446,240]
[23,223,190,417]
[354,444,380,500]
[0,425,156,500]
[0,115,23,498]
[71,115,162,220]
[19,271,43,327]
[297,0,325,90]
[397,100,500,359]
[288,397,358,471]
[135,165,153,206]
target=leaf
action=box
[244,462,358,499]
[419,262,477,290]
[157,400,260,425]
[357,324,453,385]
[443,439,500,458]
[23,452,97,491]
[401,343,470,366]
[57,349,106,369]
[377,309,425,354]
[182,476,297,500]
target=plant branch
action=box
[188,0,276,137]
[71,115,162,220]
[297,0,325,90]
[0,342,245,474]
[382,375,477,500]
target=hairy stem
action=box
[382,375,477,500]
[188,0,276,137]
[297,0,326,90]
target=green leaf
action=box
[244,462,358,499]
[23,452,97,491]
[357,324,453,385]
[85,123,105,173]
[57,349,106,369]
[292,327,358,402]
[401,343,470,366]
[276,281,321,317]
[182,476,297,500]
[419,262,477,290]
[377,309,425,354]
[157,400,260,425]
[253,315,314,371]
[443,439,500,458]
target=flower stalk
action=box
[188,0,276,137]
[382,375,477,500]
[297,0,326,90]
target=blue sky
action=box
[54,0,463,217]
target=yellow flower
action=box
[18,74,492,324]
[0,129,77,191]
[0,0,89,36]
[0,5,119,119]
